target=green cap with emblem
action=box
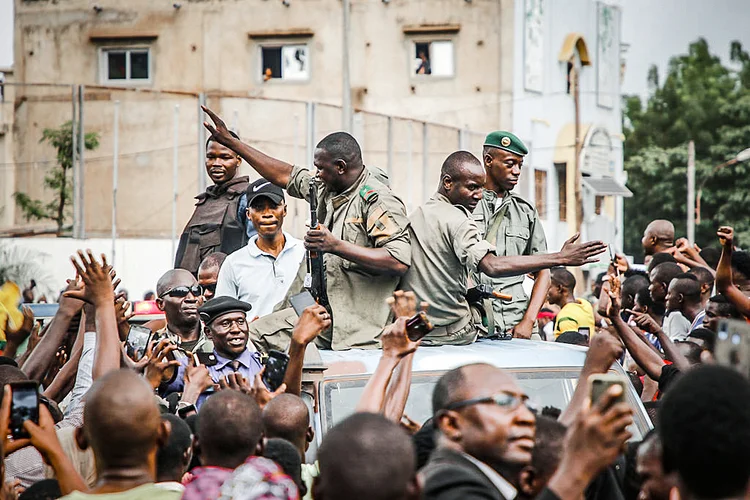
[484,131,529,156]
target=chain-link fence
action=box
[1,82,488,240]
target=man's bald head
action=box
[82,370,166,473]
[198,390,263,469]
[156,269,197,297]
[643,220,675,255]
[440,151,483,181]
[439,151,486,211]
[263,394,311,457]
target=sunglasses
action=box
[202,283,217,294]
[159,285,203,298]
[443,392,536,413]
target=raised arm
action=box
[305,228,409,276]
[478,233,607,278]
[629,310,691,372]
[283,304,331,396]
[605,294,664,380]
[63,251,120,381]
[715,226,750,317]
[510,269,551,340]
[21,280,84,381]
[202,106,293,188]
[42,311,86,403]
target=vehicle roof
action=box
[318,339,589,376]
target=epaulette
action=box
[196,351,219,367]
[359,184,379,203]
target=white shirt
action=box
[462,453,518,499]
[215,232,305,318]
[663,310,692,341]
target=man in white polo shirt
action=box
[215,178,305,318]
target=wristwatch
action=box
[177,401,197,418]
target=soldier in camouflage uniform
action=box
[201,107,411,351]
[472,131,551,340]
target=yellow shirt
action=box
[554,299,596,337]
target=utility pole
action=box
[341,0,352,132]
[687,140,695,243]
[573,65,583,234]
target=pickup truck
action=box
[300,339,652,459]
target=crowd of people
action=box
[1,108,749,500]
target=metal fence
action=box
[0,82,488,241]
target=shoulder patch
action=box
[359,184,379,203]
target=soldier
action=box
[201,106,411,351]
[174,131,254,275]
[399,151,606,346]
[473,131,550,339]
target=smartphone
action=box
[126,325,153,362]
[589,374,627,408]
[715,319,750,378]
[290,291,318,316]
[9,381,40,440]
[405,312,434,342]
[263,350,290,392]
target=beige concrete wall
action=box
[8,0,515,237]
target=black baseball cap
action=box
[246,178,285,206]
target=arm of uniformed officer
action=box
[202,106,293,188]
[305,196,412,276]
[284,305,331,396]
[478,233,608,278]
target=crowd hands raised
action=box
[2,105,749,499]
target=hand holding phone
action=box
[262,350,290,392]
[8,381,40,440]
[589,374,627,409]
[405,311,434,342]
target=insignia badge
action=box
[501,136,511,147]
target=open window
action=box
[413,40,454,77]
[260,44,310,82]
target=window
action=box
[556,163,567,222]
[534,169,547,218]
[595,195,605,215]
[100,48,150,83]
[413,40,454,77]
[261,44,309,82]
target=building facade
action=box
[2,0,628,254]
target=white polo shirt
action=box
[215,232,305,318]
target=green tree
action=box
[13,121,99,236]
[623,38,750,259]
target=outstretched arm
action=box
[202,106,293,188]
[478,233,607,278]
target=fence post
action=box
[77,85,86,238]
[422,122,429,207]
[306,102,316,167]
[71,85,79,238]
[406,122,413,211]
[112,100,120,267]
[171,104,180,261]
[197,93,207,193]
[387,116,393,178]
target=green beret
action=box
[484,131,528,156]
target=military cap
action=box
[198,296,252,325]
[484,131,529,156]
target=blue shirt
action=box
[196,348,263,409]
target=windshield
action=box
[321,367,648,441]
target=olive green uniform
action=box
[249,165,411,351]
[471,189,549,335]
[399,193,495,346]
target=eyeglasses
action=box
[202,283,217,294]
[159,285,203,298]
[443,392,536,413]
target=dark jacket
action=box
[174,175,249,274]
[421,448,562,500]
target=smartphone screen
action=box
[126,325,153,362]
[263,350,290,392]
[290,291,317,317]
[9,382,40,440]
[405,312,434,342]
[589,375,626,408]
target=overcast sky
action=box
[1,0,749,93]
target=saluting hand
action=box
[305,225,341,253]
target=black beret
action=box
[198,296,252,325]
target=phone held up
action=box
[125,325,153,362]
[263,350,290,392]
[7,381,40,440]
[715,319,750,378]
[405,311,434,342]
[289,291,318,317]
[589,373,627,408]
